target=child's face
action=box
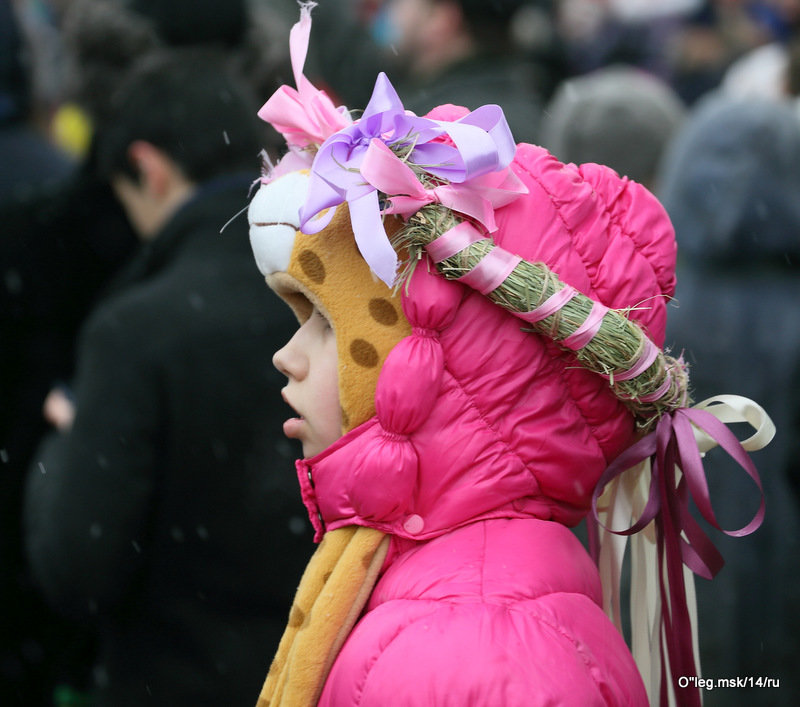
[273,306,342,459]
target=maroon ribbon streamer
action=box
[591,407,765,706]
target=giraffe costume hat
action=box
[247,5,774,706]
[249,169,410,707]
[250,170,412,436]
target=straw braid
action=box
[393,203,689,426]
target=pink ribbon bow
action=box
[257,2,351,150]
[360,139,527,234]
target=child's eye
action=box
[312,307,333,331]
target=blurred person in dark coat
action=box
[23,50,313,707]
[657,93,800,705]
[3,0,291,486]
[1,0,157,544]
[3,2,292,703]
[0,0,74,205]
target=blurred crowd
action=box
[1,1,799,706]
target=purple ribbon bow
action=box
[299,72,525,287]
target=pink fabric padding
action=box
[613,339,660,382]
[562,301,609,351]
[377,335,443,434]
[457,248,522,295]
[515,285,578,324]
[425,221,486,263]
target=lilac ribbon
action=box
[256,4,526,287]
[591,408,765,706]
[299,72,525,286]
[361,139,527,234]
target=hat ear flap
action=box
[376,263,462,434]
[348,265,462,524]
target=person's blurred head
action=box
[61,0,160,124]
[456,0,533,36]
[657,94,800,262]
[96,49,262,237]
[61,0,274,126]
[541,65,685,189]
[387,0,530,76]
[96,48,261,184]
[128,0,247,47]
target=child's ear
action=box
[126,140,175,199]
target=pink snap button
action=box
[403,514,424,535]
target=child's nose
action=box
[272,343,292,378]
[272,333,307,380]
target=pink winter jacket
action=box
[321,520,645,706]
[296,144,673,705]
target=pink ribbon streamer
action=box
[561,301,609,350]
[256,3,351,149]
[426,222,521,294]
[591,408,765,706]
[296,70,527,286]
[515,286,578,324]
[456,248,522,295]
[426,222,486,263]
[637,372,674,403]
[613,339,660,382]
[256,3,528,287]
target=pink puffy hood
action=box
[285,141,677,543]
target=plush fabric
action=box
[266,207,411,433]
[250,169,411,434]
[258,526,388,707]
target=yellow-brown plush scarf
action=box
[253,197,408,707]
[257,526,389,707]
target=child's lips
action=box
[281,389,304,439]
